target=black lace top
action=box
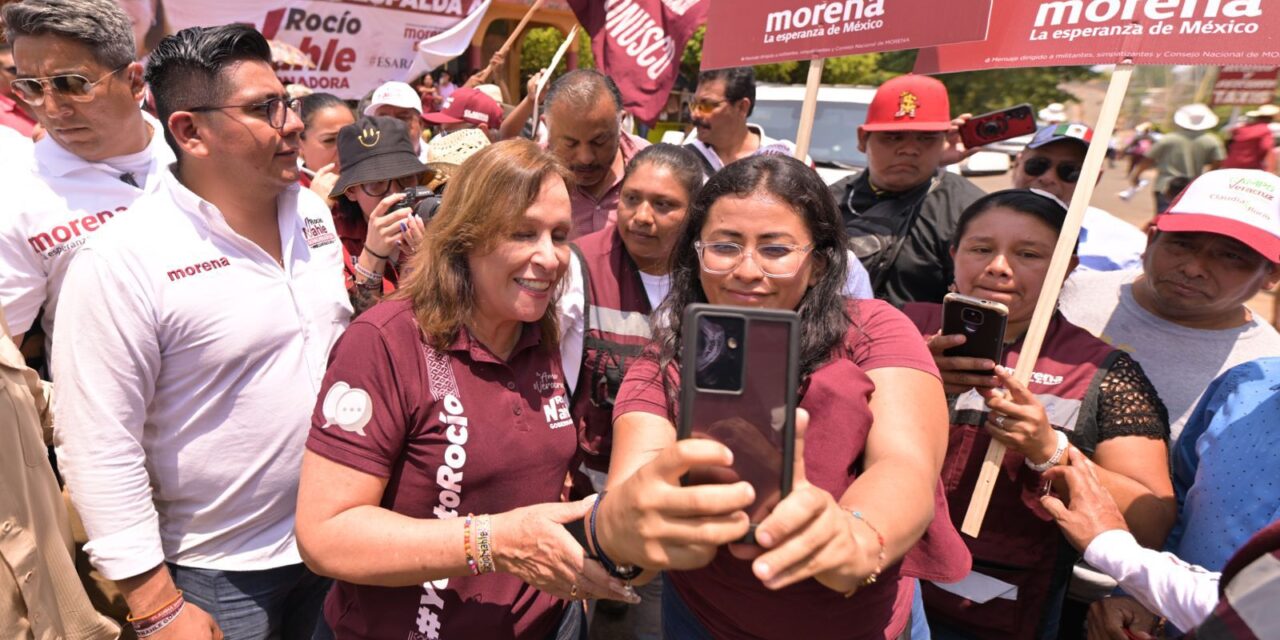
[1076,351,1170,447]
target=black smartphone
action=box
[678,304,799,545]
[959,103,1037,149]
[941,293,1009,369]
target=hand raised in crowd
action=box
[527,68,547,103]
[925,331,999,394]
[309,162,340,204]
[597,436,755,570]
[363,193,415,260]
[751,409,882,594]
[1087,595,1162,640]
[941,113,982,166]
[980,366,1060,466]
[491,496,639,603]
[1039,447,1129,552]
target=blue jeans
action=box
[168,562,331,640]
[662,577,926,639]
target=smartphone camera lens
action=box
[961,308,985,324]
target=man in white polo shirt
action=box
[0,0,174,348]
[52,24,350,639]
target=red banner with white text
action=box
[700,0,993,70]
[1211,66,1279,106]
[567,0,709,125]
[915,0,1279,74]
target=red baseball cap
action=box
[423,88,504,130]
[860,74,952,132]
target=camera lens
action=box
[961,308,984,325]
[980,121,1002,137]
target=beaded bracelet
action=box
[844,510,886,598]
[463,514,480,576]
[475,514,495,574]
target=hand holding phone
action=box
[929,294,1009,394]
[959,104,1037,150]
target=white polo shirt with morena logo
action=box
[0,112,174,338]
[51,166,352,580]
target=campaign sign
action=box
[123,0,492,99]
[1212,66,1280,106]
[915,0,1279,74]
[569,0,710,124]
[700,0,993,70]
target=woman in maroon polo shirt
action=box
[590,154,971,639]
[902,190,1173,639]
[296,139,638,640]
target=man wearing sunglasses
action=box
[1012,123,1146,273]
[0,0,175,352]
[51,23,349,640]
[683,66,802,177]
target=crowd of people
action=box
[1,0,1278,639]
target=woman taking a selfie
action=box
[296,139,637,640]
[588,154,970,639]
[901,190,1174,639]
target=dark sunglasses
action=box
[10,64,127,106]
[1022,156,1081,183]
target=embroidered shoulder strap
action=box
[420,341,460,403]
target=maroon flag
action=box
[568,0,709,124]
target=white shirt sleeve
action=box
[1083,529,1222,631]
[0,213,49,336]
[51,247,166,580]
[559,251,586,396]
[842,249,874,300]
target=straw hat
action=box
[424,128,492,183]
[1246,104,1279,119]
[1038,103,1068,124]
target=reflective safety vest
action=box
[903,302,1120,640]
[569,226,654,473]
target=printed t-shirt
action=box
[567,133,649,239]
[306,299,578,640]
[0,112,174,338]
[50,169,350,580]
[613,299,965,640]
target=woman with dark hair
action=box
[299,92,354,191]
[902,189,1175,639]
[328,115,428,315]
[585,154,970,639]
[295,139,638,640]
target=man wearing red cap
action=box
[422,87,504,142]
[830,74,985,306]
[1060,169,1280,444]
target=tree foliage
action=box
[520,26,594,80]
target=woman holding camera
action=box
[587,155,970,639]
[900,190,1174,640]
[328,115,428,315]
[296,139,638,640]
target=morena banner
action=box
[915,0,1279,74]
[700,0,993,70]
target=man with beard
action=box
[683,66,801,176]
[1059,169,1280,444]
[543,69,648,238]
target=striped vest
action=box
[904,302,1119,640]
[569,226,655,473]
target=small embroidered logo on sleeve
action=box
[321,381,374,436]
[303,217,337,249]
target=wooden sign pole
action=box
[960,61,1136,537]
[794,58,825,161]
